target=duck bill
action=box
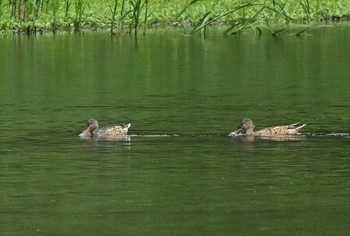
[79,127,90,137]
[229,126,243,136]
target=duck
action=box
[229,118,306,136]
[79,118,131,138]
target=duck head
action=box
[79,118,99,137]
[233,118,255,135]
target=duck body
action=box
[230,118,306,136]
[79,118,131,138]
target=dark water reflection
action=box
[1,27,350,235]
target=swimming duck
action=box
[229,118,306,136]
[79,118,131,138]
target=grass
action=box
[0,0,349,35]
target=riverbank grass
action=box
[0,0,349,35]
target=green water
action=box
[1,28,350,235]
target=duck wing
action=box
[255,123,306,136]
[101,123,131,136]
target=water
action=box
[1,27,350,235]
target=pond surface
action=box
[1,27,350,235]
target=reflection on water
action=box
[79,134,132,142]
[1,28,350,235]
[232,134,308,142]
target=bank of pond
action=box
[1,0,350,36]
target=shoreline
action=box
[1,16,349,36]
[1,0,350,36]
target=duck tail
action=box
[289,123,306,130]
[122,123,131,129]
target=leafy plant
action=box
[110,0,118,34]
[191,0,260,35]
[0,0,348,35]
[74,0,87,32]
[298,0,311,22]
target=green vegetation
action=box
[0,0,349,35]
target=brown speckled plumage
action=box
[230,118,306,136]
[79,118,131,138]
[103,125,130,136]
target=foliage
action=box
[0,0,349,35]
